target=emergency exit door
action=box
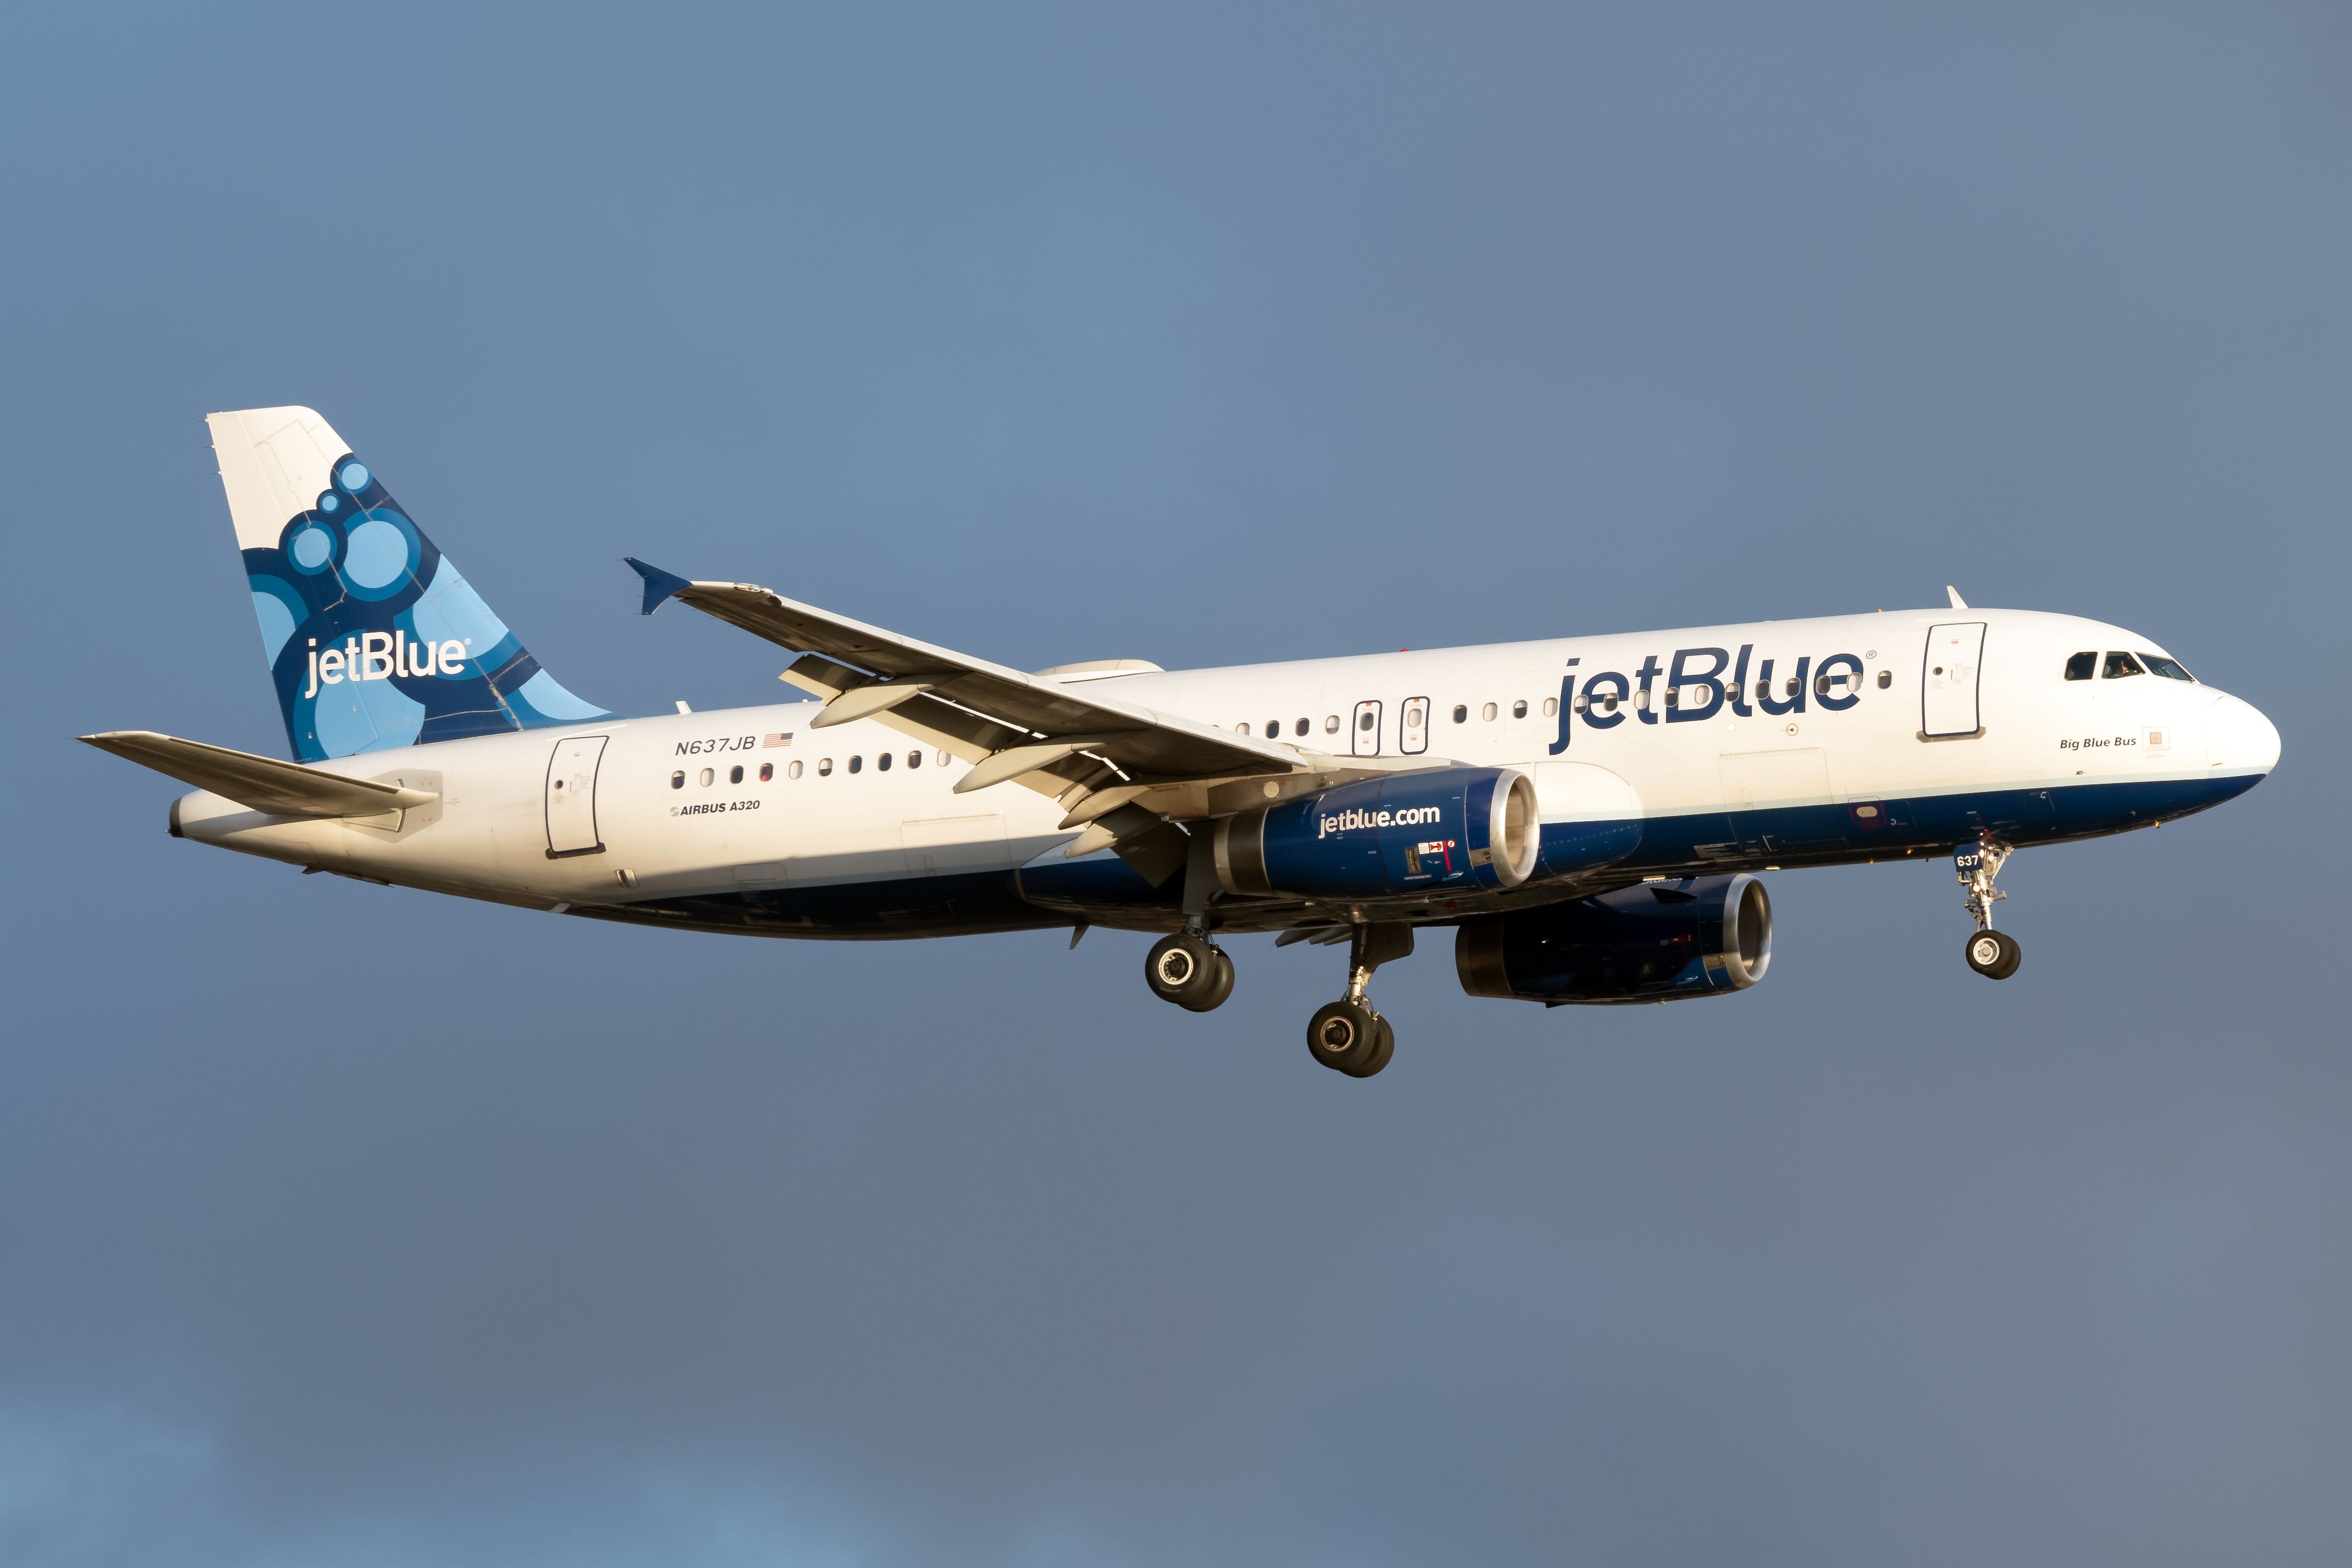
[1922,623,1986,739]
[545,734,609,856]
[1351,699,1383,757]
[1400,697,1429,754]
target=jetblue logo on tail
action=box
[303,632,471,695]
[238,444,612,760]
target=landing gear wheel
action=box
[1180,948,1235,1013]
[1351,1016,1396,1079]
[1307,999,1384,1075]
[1965,929,2022,979]
[1146,933,1222,1007]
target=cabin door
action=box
[1351,699,1383,757]
[1922,623,1986,739]
[545,734,609,856]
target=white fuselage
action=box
[169,606,2279,937]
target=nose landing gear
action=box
[1956,838,2023,979]
[1307,923,1412,1077]
[1966,928,2022,978]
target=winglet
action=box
[624,557,695,617]
[1946,584,1969,610]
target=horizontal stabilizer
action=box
[79,731,438,819]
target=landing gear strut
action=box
[1307,923,1411,1077]
[1956,838,2023,980]
[1146,927,1234,1012]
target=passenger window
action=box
[1358,710,1376,732]
[936,750,951,767]
[878,751,892,771]
[849,754,864,773]
[1265,720,1279,739]
[670,770,684,790]
[1542,696,1558,717]
[1785,678,1799,698]
[1512,699,1528,719]
[1876,669,1892,689]
[698,767,714,786]
[908,749,923,768]
[818,758,833,776]
[729,764,744,784]
[759,762,773,782]
[1323,715,1339,734]
[1452,704,1468,723]
[1234,722,1249,734]
[2102,651,2145,679]
[2064,651,2096,681]
[1572,694,1588,713]
[1294,717,1309,737]
[2140,653,2195,682]
[789,760,804,779]
[1481,702,1498,721]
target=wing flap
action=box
[80,731,439,819]
[627,559,1301,790]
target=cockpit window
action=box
[2064,651,2095,681]
[2102,651,2145,679]
[2139,652,2195,682]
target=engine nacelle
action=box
[1215,767,1539,900]
[1454,873,1772,1004]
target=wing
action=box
[624,560,1460,887]
[626,559,1307,800]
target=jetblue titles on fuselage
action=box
[1551,644,1868,752]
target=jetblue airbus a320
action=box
[87,407,2282,1077]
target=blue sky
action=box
[4,4,2349,1564]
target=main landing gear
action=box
[1145,928,1234,1012]
[1143,920,1411,1079]
[1956,838,2023,980]
[1306,924,1412,1079]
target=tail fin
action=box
[210,406,611,760]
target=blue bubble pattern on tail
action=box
[243,454,612,760]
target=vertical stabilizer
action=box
[212,407,611,760]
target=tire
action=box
[1988,930,2023,979]
[1307,999,1382,1074]
[1346,1016,1396,1079]
[1146,932,1221,1006]
[1966,929,2022,980]
[1180,948,1235,1013]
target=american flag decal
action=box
[763,733,793,748]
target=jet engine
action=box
[1454,873,1772,1004]
[1214,767,1539,900]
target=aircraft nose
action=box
[2205,692,2281,775]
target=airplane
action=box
[84,406,2282,1079]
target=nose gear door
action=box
[545,734,609,856]
[1922,623,1986,739]
[1351,699,1383,757]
